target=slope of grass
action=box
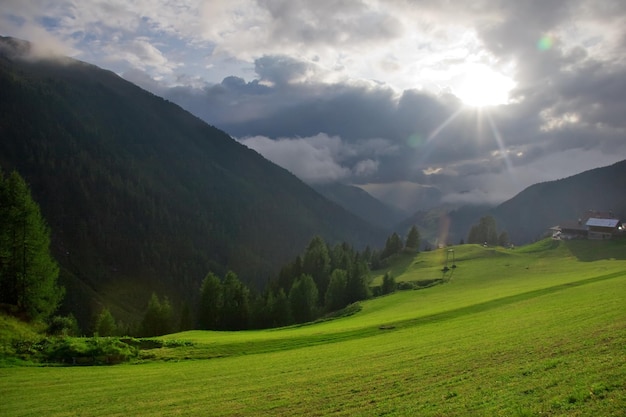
[1,239,625,416]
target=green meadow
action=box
[2,240,625,416]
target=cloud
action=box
[2,0,626,211]
[239,134,351,184]
[239,133,393,184]
[358,181,443,212]
[102,37,180,76]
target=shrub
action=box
[42,337,139,365]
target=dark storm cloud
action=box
[117,0,626,209]
[147,43,624,202]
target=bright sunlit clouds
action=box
[453,64,516,107]
[2,0,625,210]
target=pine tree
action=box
[221,271,250,330]
[467,216,499,246]
[289,274,318,323]
[346,254,371,303]
[198,272,222,330]
[381,232,403,259]
[325,269,348,312]
[302,236,331,304]
[381,272,396,295]
[0,170,63,320]
[405,225,420,251]
[271,288,291,327]
[94,308,117,337]
[141,293,173,336]
[178,301,194,331]
[498,230,510,247]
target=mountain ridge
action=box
[0,36,385,326]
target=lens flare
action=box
[537,35,554,51]
[407,133,424,148]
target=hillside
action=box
[2,239,625,415]
[490,159,626,243]
[414,160,626,246]
[0,37,385,326]
[313,182,407,230]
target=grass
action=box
[1,240,625,416]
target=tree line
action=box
[0,167,424,336]
[132,227,420,335]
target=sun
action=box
[453,64,516,107]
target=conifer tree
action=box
[325,269,348,312]
[302,236,331,304]
[346,254,371,303]
[381,232,403,259]
[141,293,173,336]
[405,225,420,251]
[381,272,396,295]
[289,274,318,323]
[198,272,222,330]
[0,170,63,320]
[94,308,117,337]
[221,271,250,330]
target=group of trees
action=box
[467,216,509,246]
[193,235,377,331]
[0,170,63,321]
[0,169,423,337]
[380,225,420,260]
[191,227,421,332]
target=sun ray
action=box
[426,106,465,143]
[485,111,516,183]
[413,105,466,167]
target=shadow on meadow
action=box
[563,239,626,262]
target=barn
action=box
[586,217,620,240]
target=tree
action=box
[325,269,348,312]
[94,308,117,337]
[467,216,499,245]
[289,274,319,323]
[381,232,403,259]
[346,254,371,304]
[269,288,291,327]
[221,271,250,330]
[381,272,396,295]
[198,272,222,330]
[178,301,194,332]
[141,293,173,336]
[405,225,420,251]
[498,231,510,247]
[302,236,331,304]
[0,170,63,320]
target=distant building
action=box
[550,210,623,240]
[586,217,620,240]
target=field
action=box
[1,240,625,416]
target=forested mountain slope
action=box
[0,36,384,324]
[441,160,626,245]
[490,159,626,243]
[313,183,407,230]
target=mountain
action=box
[489,159,626,243]
[441,160,626,245]
[0,37,385,326]
[400,161,626,247]
[312,183,407,230]
[397,204,494,247]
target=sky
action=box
[2,0,626,212]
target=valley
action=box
[2,240,625,416]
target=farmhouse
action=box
[586,217,620,239]
[551,210,623,240]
